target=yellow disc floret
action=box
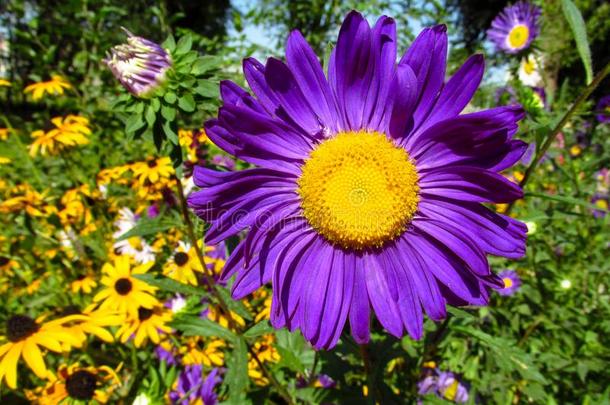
[507,24,529,49]
[297,131,419,249]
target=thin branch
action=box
[505,61,610,215]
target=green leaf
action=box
[225,336,249,399]
[194,81,219,98]
[151,97,161,112]
[133,274,205,296]
[243,320,274,339]
[526,192,606,213]
[171,315,236,341]
[161,104,176,121]
[125,114,145,134]
[175,34,193,55]
[216,287,252,320]
[561,0,593,84]
[162,35,176,52]
[145,104,156,127]
[455,326,547,384]
[191,55,222,75]
[162,120,179,144]
[178,93,196,112]
[164,91,177,104]
[116,216,178,241]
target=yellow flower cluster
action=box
[29,115,91,156]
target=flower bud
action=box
[104,28,171,97]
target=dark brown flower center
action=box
[138,307,154,321]
[147,159,158,168]
[6,315,40,342]
[0,256,9,266]
[65,370,97,400]
[114,278,133,295]
[174,252,189,266]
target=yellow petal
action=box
[22,340,47,378]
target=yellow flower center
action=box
[297,131,419,249]
[595,199,608,210]
[523,58,536,75]
[508,25,529,49]
[503,277,514,288]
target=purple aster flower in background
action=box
[188,11,527,349]
[496,269,522,296]
[155,342,177,366]
[591,194,609,218]
[596,96,610,123]
[418,369,469,403]
[169,366,221,405]
[211,154,236,170]
[104,28,172,97]
[487,2,541,54]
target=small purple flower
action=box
[211,154,236,170]
[316,374,336,389]
[169,366,221,405]
[104,28,172,97]
[147,203,160,218]
[155,343,177,365]
[591,194,609,218]
[596,96,610,123]
[496,269,521,296]
[487,2,541,54]
[418,369,469,403]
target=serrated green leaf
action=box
[116,216,178,241]
[526,192,607,213]
[125,114,145,134]
[225,336,248,399]
[161,104,176,121]
[151,97,161,112]
[175,35,193,55]
[133,274,205,296]
[194,81,218,98]
[171,315,236,341]
[178,93,196,112]
[162,35,176,52]
[561,0,593,84]
[216,287,252,320]
[455,326,547,384]
[191,55,222,75]
[243,321,274,339]
[164,91,177,104]
[163,120,179,144]
[145,104,156,127]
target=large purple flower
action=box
[188,11,527,349]
[487,2,541,54]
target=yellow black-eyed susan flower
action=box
[70,274,98,294]
[180,337,225,367]
[26,363,120,404]
[116,306,172,347]
[131,157,174,185]
[163,242,203,286]
[93,255,158,318]
[0,314,85,388]
[29,115,91,156]
[23,75,71,101]
[59,305,123,349]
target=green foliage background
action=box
[1,0,610,403]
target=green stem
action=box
[360,344,376,403]
[505,61,610,215]
[174,175,295,405]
